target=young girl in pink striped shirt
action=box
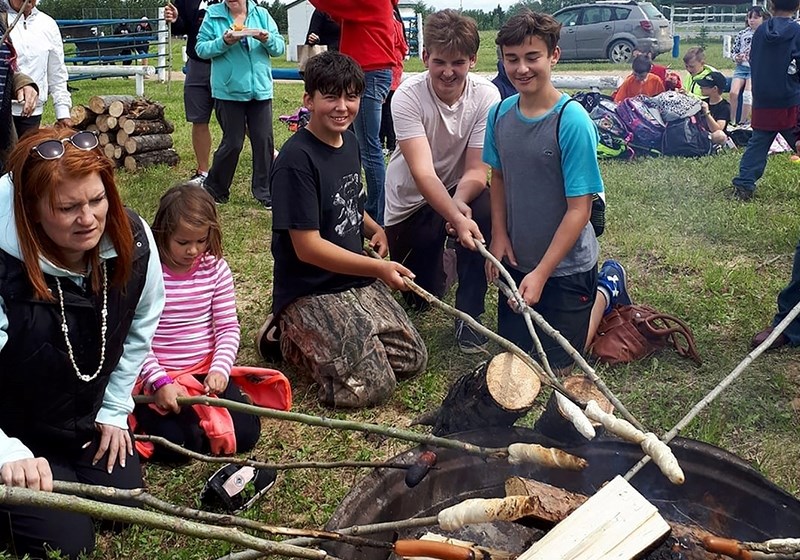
[133,184,260,462]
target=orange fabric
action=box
[131,355,292,459]
[613,73,665,103]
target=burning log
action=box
[426,352,541,436]
[504,477,586,524]
[534,375,614,444]
[517,476,670,560]
[437,496,561,531]
[504,476,718,559]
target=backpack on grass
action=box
[662,114,713,157]
[616,95,665,154]
[587,99,634,160]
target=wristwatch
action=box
[151,376,174,392]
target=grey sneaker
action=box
[455,318,489,354]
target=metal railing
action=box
[56,8,171,95]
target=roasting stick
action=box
[491,274,645,431]
[475,246,598,440]
[625,299,800,483]
[367,244,601,441]
[134,434,417,471]
[222,496,548,560]
[136,395,586,470]
[363,246,574,401]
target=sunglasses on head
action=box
[30,131,99,160]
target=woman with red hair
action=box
[0,127,164,559]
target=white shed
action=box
[285,0,314,62]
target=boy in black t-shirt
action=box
[261,51,427,409]
[697,70,732,146]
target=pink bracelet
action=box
[151,376,174,392]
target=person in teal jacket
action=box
[196,0,285,208]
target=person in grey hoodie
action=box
[0,128,164,559]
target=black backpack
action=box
[661,114,713,157]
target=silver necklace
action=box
[55,262,108,383]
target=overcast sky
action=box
[429,0,520,11]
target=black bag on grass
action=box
[662,114,713,157]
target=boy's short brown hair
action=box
[423,9,480,57]
[495,9,562,56]
[683,46,705,64]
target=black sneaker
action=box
[732,186,754,202]
[455,318,489,354]
[255,313,282,362]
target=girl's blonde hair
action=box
[152,183,223,267]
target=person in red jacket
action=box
[309,0,399,226]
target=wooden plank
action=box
[518,476,669,560]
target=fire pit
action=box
[325,427,800,559]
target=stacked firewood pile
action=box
[71,95,180,172]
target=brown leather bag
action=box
[589,304,702,366]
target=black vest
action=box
[0,210,150,450]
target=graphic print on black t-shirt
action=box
[333,173,363,237]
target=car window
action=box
[639,3,665,20]
[611,7,631,21]
[555,8,581,27]
[581,7,614,25]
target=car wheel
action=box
[608,40,634,64]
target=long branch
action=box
[220,517,440,560]
[134,395,508,459]
[135,434,413,471]
[493,273,644,430]
[625,299,800,481]
[51,480,388,549]
[0,484,339,560]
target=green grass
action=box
[29,52,800,559]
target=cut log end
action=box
[486,352,542,412]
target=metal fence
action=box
[56,7,171,95]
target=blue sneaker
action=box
[598,259,632,308]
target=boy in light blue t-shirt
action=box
[484,9,625,372]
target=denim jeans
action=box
[772,237,800,346]
[353,69,392,225]
[732,128,796,193]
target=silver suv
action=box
[553,1,672,63]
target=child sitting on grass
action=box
[261,51,427,409]
[133,184,290,462]
[613,54,665,103]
